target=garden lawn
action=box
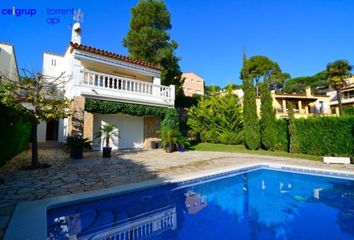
[190,143,322,161]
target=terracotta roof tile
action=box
[69,42,162,71]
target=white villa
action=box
[0,42,19,82]
[327,76,354,114]
[39,23,175,149]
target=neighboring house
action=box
[234,86,332,119]
[40,23,175,149]
[0,42,19,82]
[327,76,354,114]
[181,72,204,97]
[268,87,332,119]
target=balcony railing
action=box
[80,70,174,103]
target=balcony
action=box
[275,107,334,119]
[76,70,175,107]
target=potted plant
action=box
[160,128,189,153]
[177,136,190,152]
[65,134,92,159]
[95,123,119,158]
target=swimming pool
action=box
[45,166,354,240]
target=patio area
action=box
[1,147,354,239]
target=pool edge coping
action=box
[4,162,354,240]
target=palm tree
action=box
[95,123,119,157]
[327,60,352,116]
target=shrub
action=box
[160,128,189,152]
[275,119,289,152]
[344,106,354,116]
[187,90,243,144]
[65,134,92,151]
[200,129,219,143]
[0,104,31,166]
[288,102,301,153]
[219,131,243,145]
[160,108,179,130]
[293,117,354,157]
[276,114,354,156]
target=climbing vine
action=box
[85,99,168,117]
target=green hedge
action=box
[275,120,289,152]
[344,106,354,116]
[0,104,31,166]
[85,99,167,117]
[293,117,354,157]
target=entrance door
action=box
[46,120,59,141]
[117,115,144,149]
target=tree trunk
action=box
[106,136,109,148]
[337,88,343,116]
[31,120,39,168]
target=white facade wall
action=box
[41,52,71,142]
[0,43,19,81]
[37,121,47,142]
[41,41,173,146]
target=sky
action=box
[1,0,354,87]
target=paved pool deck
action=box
[1,148,354,239]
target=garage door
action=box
[94,114,144,149]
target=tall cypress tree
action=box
[242,75,260,150]
[288,102,300,153]
[259,78,277,150]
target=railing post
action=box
[152,84,159,97]
[169,85,175,104]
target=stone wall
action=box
[68,96,85,135]
[143,116,161,149]
[83,112,94,140]
[68,96,93,139]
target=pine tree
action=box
[123,0,181,88]
[288,102,300,153]
[242,75,260,150]
[259,78,277,150]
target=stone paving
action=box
[1,147,354,239]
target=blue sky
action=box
[1,0,354,87]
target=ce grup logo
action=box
[1,6,77,25]
[1,7,37,16]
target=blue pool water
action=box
[47,168,354,240]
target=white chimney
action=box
[71,23,81,44]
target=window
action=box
[190,79,194,84]
[188,88,192,93]
[349,91,354,99]
[195,90,201,94]
[51,59,56,66]
[197,80,201,85]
